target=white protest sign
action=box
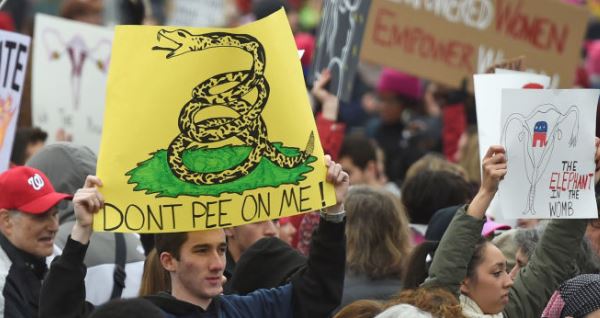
[167,0,227,28]
[0,31,30,172]
[32,14,112,153]
[474,73,551,223]
[474,73,551,162]
[499,89,599,219]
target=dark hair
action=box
[466,237,490,280]
[10,127,48,165]
[154,232,188,260]
[402,241,440,290]
[339,134,377,170]
[401,170,471,224]
[89,298,162,318]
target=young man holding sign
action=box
[39,156,349,318]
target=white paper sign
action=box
[499,89,599,219]
[0,31,30,172]
[474,73,551,222]
[32,14,113,153]
[167,0,227,28]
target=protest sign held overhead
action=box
[311,0,372,102]
[95,9,336,233]
[361,0,588,89]
[498,89,599,219]
[0,30,30,173]
[167,0,228,28]
[32,14,112,153]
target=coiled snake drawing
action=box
[152,29,314,185]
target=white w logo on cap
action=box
[28,174,45,191]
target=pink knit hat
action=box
[377,68,423,101]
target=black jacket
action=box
[0,234,48,318]
[39,218,346,318]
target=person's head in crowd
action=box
[386,288,465,318]
[26,143,96,223]
[333,299,384,318]
[155,230,227,308]
[401,170,471,225]
[229,236,306,294]
[345,186,411,280]
[0,166,70,257]
[10,127,48,165]
[376,68,422,124]
[403,153,467,184]
[119,0,146,25]
[224,220,278,262]
[89,298,163,318]
[60,0,104,25]
[509,227,542,279]
[460,237,513,315]
[542,274,600,318]
[456,126,481,185]
[491,229,519,273]
[276,217,296,246]
[138,248,170,297]
[402,241,439,290]
[516,218,540,229]
[338,134,381,187]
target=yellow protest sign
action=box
[95,10,336,233]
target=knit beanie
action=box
[560,274,600,318]
[376,68,422,102]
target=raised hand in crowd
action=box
[71,175,104,244]
[311,69,340,121]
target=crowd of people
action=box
[3,0,600,317]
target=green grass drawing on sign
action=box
[127,143,316,197]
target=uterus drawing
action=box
[501,104,579,215]
[42,29,111,110]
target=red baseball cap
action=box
[0,166,72,214]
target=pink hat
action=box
[482,218,511,237]
[377,68,422,101]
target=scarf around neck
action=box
[460,294,504,318]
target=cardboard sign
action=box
[499,89,599,219]
[167,0,227,28]
[95,10,336,233]
[311,0,372,102]
[361,0,588,89]
[32,14,112,153]
[0,31,30,172]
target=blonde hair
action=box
[458,127,481,184]
[345,186,412,279]
[138,249,170,297]
[404,153,466,183]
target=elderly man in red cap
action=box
[0,166,72,317]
